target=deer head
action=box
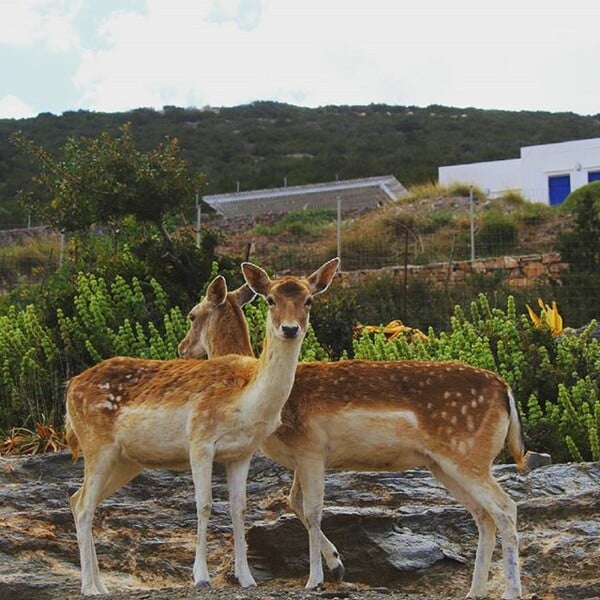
[178,276,256,359]
[241,258,339,342]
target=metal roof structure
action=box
[203,175,407,217]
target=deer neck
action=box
[207,303,254,359]
[209,329,253,358]
[246,331,302,427]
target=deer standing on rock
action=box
[64,258,339,596]
[179,276,529,600]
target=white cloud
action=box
[0,94,36,119]
[206,0,262,31]
[5,0,594,115]
[0,0,81,52]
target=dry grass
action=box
[0,422,66,456]
[213,187,567,272]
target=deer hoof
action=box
[331,563,345,582]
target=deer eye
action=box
[266,296,275,306]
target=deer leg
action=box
[295,461,327,589]
[190,444,214,587]
[225,456,256,588]
[70,485,106,597]
[288,471,344,580]
[429,463,496,599]
[455,471,522,600]
[70,448,126,596]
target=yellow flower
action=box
[526,298,564,337]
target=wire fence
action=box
[1,221,598,332]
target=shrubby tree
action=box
[558,182,600,272]
[11,123,204,243]
[10,124,217,305]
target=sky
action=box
[1,0,599,120]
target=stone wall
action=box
[0,226,57,246]
[338,252,569,288]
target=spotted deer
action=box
[179,277,528,600]
[64,258,339,596]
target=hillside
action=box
[208,190,567,272]
[2,102,600,227]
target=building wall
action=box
[438,158,521,197]
[520,138,600,203]
[438,137,600,204]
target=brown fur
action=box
[65,258,340,596]
[271,359,525,471]
[181,277,526,598]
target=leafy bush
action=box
[332,228,397,270]
[0,273,188,432]
[254,208,336,239]
[0,239,59,288]
[447,182,486,201]
[561,181,600,215]
[497,189,528,207]
[415,211,454,234]
[557,182,600,273]
[514,199,553,225]
[56,272,188,370]
[476,212,518,256]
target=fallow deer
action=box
[179,277,528,600]
[64,257,339,596]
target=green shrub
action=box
[416,211,454,234]
[515,200,554,225]
[476,213,518,256]
[557,183,600,273]
[56,272,188,371]
[447,182,486,201]
[0,304,63,430]
[497,189,528,207]
[0,239,59,288]
[560,181,600,215]
[0,274,188,432]
[254,208,336,239]
[335,230,396,270]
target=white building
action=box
[439,137,600,205]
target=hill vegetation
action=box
[2,101,600,227]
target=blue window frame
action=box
[548,175,571,205]
[588,171,600,182]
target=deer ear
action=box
[205,276,228,306]
[241,262,271,297]
[306,257,339,295]
[230,283,256,307]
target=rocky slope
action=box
[0,452,598,600]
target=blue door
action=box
[588,171,600,182]
[548,175,571,205]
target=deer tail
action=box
[64,409,80,462]
[506,388,526,471]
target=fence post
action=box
[59,231,65,266]
[195,191,202,248]
[336,195,342,269]
[469,185,475,261]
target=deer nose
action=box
[281,324,300,338]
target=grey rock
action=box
[0,453,598,599]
